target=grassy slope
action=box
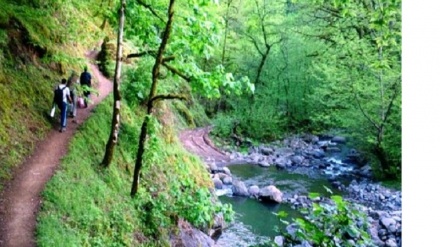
[0,0,107,187]
[36,96,220,246]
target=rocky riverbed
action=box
[206,134,401,247]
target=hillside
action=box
[0,0,108,187]
[0,1,228,246]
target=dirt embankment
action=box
[179,126,230,165]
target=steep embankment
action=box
[0,51,113,247]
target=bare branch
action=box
[126,50,175,62]
[161,62,191,82]
[150,93,187,104]
[245,33,264,56]
[126,51,150,58]
[136,0,166,23]
[379,79,401,129]
[354,93,380,131]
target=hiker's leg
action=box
[84,91,90,107]
[71,92,77,117]
[60,102,68,130]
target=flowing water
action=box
[216,164,346,246]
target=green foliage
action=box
[124,0,252,100]
[209,0,401,181]
[212,99,287,141]
[97,37,117,78]
[121,57,154,107]
[134,115,233,234]
[211,112,235,138]
[37,97,232,245]
[291,0,401,179]
[278,194,374,247]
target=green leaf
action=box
[346,225,360,238]
[309,192,320,199]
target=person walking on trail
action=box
[67,71,79,118]
[80,66,92,108]
[54,78,72,132]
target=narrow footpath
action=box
[179,126,230,165]
[0,50,113,247]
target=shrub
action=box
[277,194,374,247]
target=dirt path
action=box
[179,126,230,165]
[0,50,113,247]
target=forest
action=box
[0,0,401,246]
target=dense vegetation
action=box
[209,0,401,181]
[37,97,232,246]
[0,0,401,246]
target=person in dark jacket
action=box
[80,66,92,107]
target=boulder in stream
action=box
[259,185,283,203]
[232,180,249,196]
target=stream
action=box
[216,163,345,246]
[211,135,402,247]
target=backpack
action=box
[54,86,67,109]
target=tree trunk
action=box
[131,0,175,197]
[373,144,392,179]
[255,46,270,86]
[221,0,233,65]
[131,116,149,196]
[101,0,126,167]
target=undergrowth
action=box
[37,97,231,246]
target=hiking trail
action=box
[179,126,230,165]
[0,49,113,247]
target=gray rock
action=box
[275,147,294,156]
[258,161,271,167]
[259,185,283,203]
[221,175,233,185]
[260,147,274,155]
[385,238,398,247]
[212,177,223,189]
[222,166,231,176]
[274,157,289,168]
[172,219,216,247]
[274,236,284,246]
[248,185,260,197]
[207,162,217,173]
[217,173,227,179]
[302,134,319,144]
[331,136,346,143]
[291,155,305,165]
[380,217,397,231]
[388,224,397,233]
[232,180,249,196]
[392,216,401,222]
[311,149,325,158]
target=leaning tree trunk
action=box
[131,0,175,197]
[101,0,126,167]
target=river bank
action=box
[207,134,401,247]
